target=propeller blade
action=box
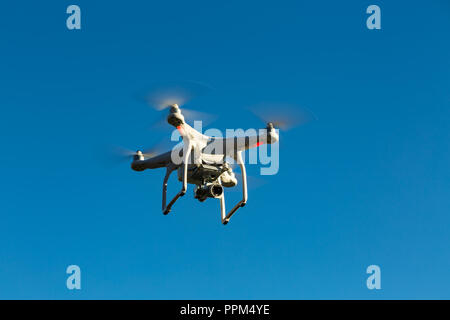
[108,140,172,164]
[249,102,317,130]
[136,80,217,127]
[138,80,214,111]
[108,145,137,163]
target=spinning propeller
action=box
[138,81,217,127]
[109,143,167,163]
[249,102,317,131]
[111,81,217,163]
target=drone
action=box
[130,103,279,225]
[122,82,311,225]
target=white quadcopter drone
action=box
[131,103,278,225]
[124,84,311,225]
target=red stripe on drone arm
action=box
[251,141,264,148]
[176,126,184,135]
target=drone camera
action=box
[211,184,223,197]
[194,183,224,202]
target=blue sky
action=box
[0,0,449,299]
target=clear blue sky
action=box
[0,0,449,299]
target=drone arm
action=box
[221,151,248,225]
[162,140,193,215]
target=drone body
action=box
[131,104,279,225]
